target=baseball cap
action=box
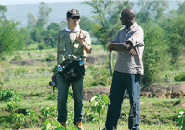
[67,9,80,18]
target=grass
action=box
[0,44,184,130]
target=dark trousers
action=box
[105,71,141,130]
[57,73,84,124]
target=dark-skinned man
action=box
[103,8,144,130]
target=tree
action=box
[43,22,61,48]
[176,1,185,15]
[0,4,7,19]
[141,22,167,84]
[84,0,134,75]
[0,18,24,89]
[36,2,52,27]
[163,15,185,65]
[27,12,36,27]
[0,19,24,57]
[30,26,44,43]
[136,0,169,23]
[79,15,96,37]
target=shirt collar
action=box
[65,25,81,32]
[125,22,137,31]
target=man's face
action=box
[67,16,80,27]
[120,13,128,25]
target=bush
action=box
[88,65,112,86]
[174,72,185,81]
[38,42,46,50]
[0,89,21,101]
[46,54,55,61]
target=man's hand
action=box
[108,43,113,52]
[77,30,84,46]
[129,47,137,56]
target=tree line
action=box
[0,0,185,85]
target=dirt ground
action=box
[83,82,185,100]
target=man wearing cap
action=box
[103,8,144,130]
[57,9,92,130]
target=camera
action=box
[49,80,57,87]
[49,74,57,91]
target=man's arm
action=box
[108,42,130,51]
[77,30,92,54]
[108,41,137,56]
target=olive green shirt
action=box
[57,26,91,64]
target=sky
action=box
[0,0,90,5]
[1,0,184,5]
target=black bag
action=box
[59,59,85,83]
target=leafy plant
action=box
[89,65,112,86]
[174,72,185,82]
[26,109,40,127]
[40,105,57,118]
[0,89,21,101]
[176,109,185,130]
[47,93,57,100]
[42,119,61,130]
[89,94,110,130]
[6,100,18,113]
[14,113,25,129]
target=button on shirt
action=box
[113,22,144,75]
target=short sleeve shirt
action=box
[113,22,144,75]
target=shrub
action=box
[176,109,185,129]
[88,65,112,86]
[38,42,46,50]
[46,54,55,61]
[0,89,21,101]
[174,72,185,81]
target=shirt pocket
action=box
[73,42,83,55]
[58,35,66,52]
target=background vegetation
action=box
[0,0,185,129]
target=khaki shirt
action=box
[113,22,144,75]
[57,27,91,64]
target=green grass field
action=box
[0,44,184,130]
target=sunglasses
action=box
[71,16,80,20]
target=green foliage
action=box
[163,14,185,65]
[30,26,44,43]
[26,109,39,126]
[6,100,18,113]
[174,72,185,82]
[47,94,57,100]
[42,119,61,130]
[0,4,7,18]
[89,94,110,130]
[14,113,25,128]
[43,23,60,48]
[0,19,24,58]
[84,0,133,47]
[176,109,185,130]
[40,105,57,118]
[36,1,52,27]
[136,0,169,23]
[0,89,21,101]
[88,65,112,86]
[27,12,36,27]
[176,1,185,16]
[89,94,110,115]
[38,41,47,50]
[141,22,166,84]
